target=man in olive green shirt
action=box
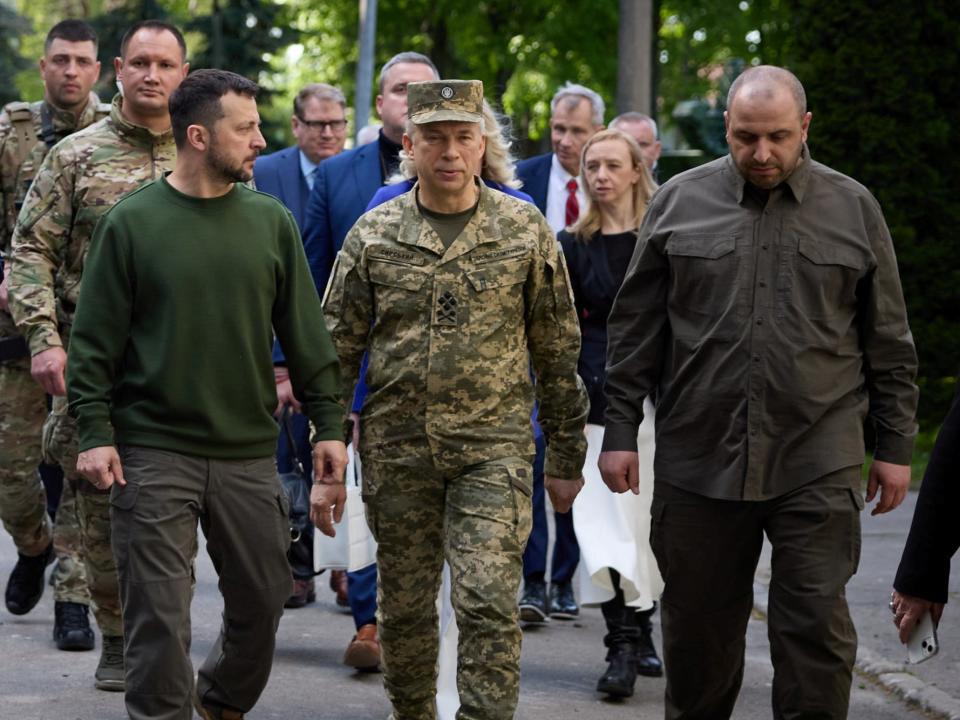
[600,66,918,719]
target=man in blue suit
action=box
[300,51,438,672]
[515,83,605,624]
[253,83,348,611]
[255,83,348,231]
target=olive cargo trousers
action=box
[651,468,863,720]
[110,446,291,720]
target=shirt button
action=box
[758,280,767,288]
[756,318,764,326]
[753,354,761,362]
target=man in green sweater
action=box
[67,69,347,720]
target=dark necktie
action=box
[565,178,579,226]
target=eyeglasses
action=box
[296,117,347,132]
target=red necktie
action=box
[565,178,579,226]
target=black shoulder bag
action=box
[278,409,312,544]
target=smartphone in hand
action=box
[906,610,939,664]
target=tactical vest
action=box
[3,100,110,211]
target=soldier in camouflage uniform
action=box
[8,19,188,692]
[321,79,589,720]
[0,20,105,633]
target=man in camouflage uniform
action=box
[0,20,106,638]
[8,19,188,691]
[320,79,589,720]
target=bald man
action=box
[609,111,661,177]
[599,65,918,719]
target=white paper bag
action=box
[346,450,377,572]
[314,444,378,573]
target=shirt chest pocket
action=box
[463,259,528,345]
[367,259,431,324]
[788,235,865,320]
[665,233,740,322]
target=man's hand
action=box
[545,475,585,513]
[891,589,945,644]
[31,346,68,396]
[312,439,349,486]
[76,446,125,490]
[598,450,640,495]
[310,482,347,537]
[866,460,910,516]
[0,264,10,312]
[273,366,301,416]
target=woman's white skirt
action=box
[573,397,663,610]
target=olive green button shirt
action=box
[603,147,919,501]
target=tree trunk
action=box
[616,0,654,117]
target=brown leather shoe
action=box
[343,623,381,671]
[329,569,349,607]
[284,578,316,609]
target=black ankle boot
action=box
[635,606,664,677]
[596,642,637,697]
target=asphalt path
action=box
[0,491,952,719]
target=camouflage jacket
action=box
[322,181,589,479]
[0,93,106,337]
[8,94,176,354]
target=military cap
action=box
[407,80,483,125]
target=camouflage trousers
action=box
[0,355,52,556]
[52,475,91,604]
[363,451,533,720]
[47,395,122,636]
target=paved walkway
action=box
[0,490,956,719]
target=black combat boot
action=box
[635,605,664,677]
[4,542,53,615]
[54,600,95,651]
[597,593,641,698]
[597,641,638,698]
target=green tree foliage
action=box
[278,0,619,156]
[187,0,299,148]
[787,0,959,427]
[1,4,33,106]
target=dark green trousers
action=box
[650,468,862,720]
[110,446,292,720]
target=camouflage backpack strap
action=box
[2,101,37,168]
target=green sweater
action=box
[67,176,342,458]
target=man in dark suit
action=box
[516,83,605,233]
[302,52,438,292]
[254,83,347,231]
[300,51,438,672]
[253,83,348,611]
[515,83,604,625]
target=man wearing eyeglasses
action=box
[254,83,347,232]
[253,83,349,613]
